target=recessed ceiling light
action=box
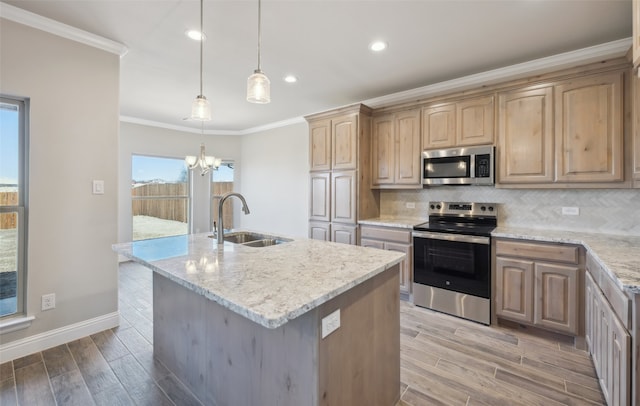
[186,30,206,41]
[284,75,298,83]
[369,41,387,52]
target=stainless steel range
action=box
[412,201,498,325]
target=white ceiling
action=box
[2,0,633,133]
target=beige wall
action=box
[239,122,309,238]
[118,122,242,241]
[0,19,120,342]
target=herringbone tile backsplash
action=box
[380,188,640,236]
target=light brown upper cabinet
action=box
[422,104,456,149]
[372,109,421,188]
[457,95,495,146]
[555,71,623,182]
[496,70,626,187]
[634,0,640,71]
[309,113,358,172]
[332,114,358,170]
[309,119,332,171]
[497,86,554,184]
[422,96,494,150]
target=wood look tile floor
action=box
[0,262,605,405]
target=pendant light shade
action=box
[247,69,271,103]
[191,95,211,121]
[247,0,270,104]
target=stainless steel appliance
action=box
[412,201,497,325]
[422,145,494,186]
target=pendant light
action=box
[190,0,212,120]
[246,0,270,103]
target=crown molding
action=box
[363,38,632,108]
[120,115,306,136]
[0,2,128,57]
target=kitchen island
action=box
[113,232,405,406]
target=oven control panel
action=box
[428,201,497,217]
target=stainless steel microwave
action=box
[422,145,494,186]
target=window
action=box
[131,155,189,241]
[211,162,235,231]
[0,96,28,318]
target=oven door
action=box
[413,231,490,298]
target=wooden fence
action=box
[1,192,18,229]
[132,182,234,227]
[1,182,235,229]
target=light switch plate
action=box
[92,180,104,195]
[321,309,340,339]
[406,202,416,209]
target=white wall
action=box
[118,122,242,242]
[0,19,120,342]
[239,122,309,237]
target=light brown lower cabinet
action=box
[494,239,581,336]
[360,225,413,298]
[332,223,357,245]
[585,271,631,406]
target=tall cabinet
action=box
[306,104,379,244]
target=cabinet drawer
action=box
[495,239,579,264]
[360,226,412,244]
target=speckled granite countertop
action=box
[493,227,640,295]
[112,232,404,329]
[359,216,427,229]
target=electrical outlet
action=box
[321,309,340,338]
[405,202,416,209]
[41,293,56,311]
[561,207,580,216]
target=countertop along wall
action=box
[0,19,120,347]
[380,188,640,236]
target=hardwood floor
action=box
[0,262,604,405]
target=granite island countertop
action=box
[493,227,640,295]
[112,232,405,329]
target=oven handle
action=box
[412,231,490,245]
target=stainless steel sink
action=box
[209,231,292,247]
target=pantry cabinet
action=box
[306,104,379,244]
[360,225,413,297]
[422,95,494,150]
[371,108,421,188]
[494,238,582,336]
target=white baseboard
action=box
[0,311,120,363]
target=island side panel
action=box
[153,273,319,406]
[317,264,400,406]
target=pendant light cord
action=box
[199,0,204,96]
[257,0,262,71]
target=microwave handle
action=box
[412,231,490,245]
